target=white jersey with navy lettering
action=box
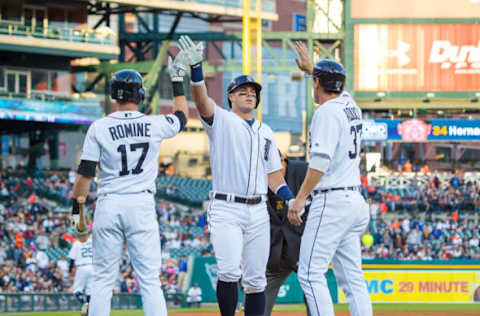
[200,104,282,196]
[80,110,181,195]
[309,91,362,190]
[68,236,93,266]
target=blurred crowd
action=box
[0,167,479,294]
[363,215,480,260]
[362,170,480,214]
[0,169,211,295]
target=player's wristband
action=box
[276,184,294,202]
[172,82,185,97]
[190,62,204,83]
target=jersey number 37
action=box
[348,124,362,160]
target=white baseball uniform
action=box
[69,236,93,296]
[298,91,372,316]
[81,110,182,316]
[201,104,282,293]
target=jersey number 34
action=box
[117,142,149,176]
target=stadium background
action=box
[0,0,479,315]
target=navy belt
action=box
[213,193,262,205]
[313,186,360,195]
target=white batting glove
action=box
[168,52,188,82]
[178,35,204,66]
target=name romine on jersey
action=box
[108,122,152,141]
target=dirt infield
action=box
[172,312,479,316]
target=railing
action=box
[0,23,116,46]
[367,172,480,190]
[0,91,100,106]
[175,0,276,12]
[0,292,186,312]
[0,293,141,313]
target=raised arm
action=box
[178,35,215,118]
[294,41,314,75]
[167,53,189,124]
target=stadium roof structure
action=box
[84,0,278,20]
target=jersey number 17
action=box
[117,142,149,176]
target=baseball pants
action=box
[208,199,270,294]
[298,190,372,316]
[88,192,167,316]
[73,264,94,296]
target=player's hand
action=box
[178,35,204,66]
[168,52,188,82]
[287,198,305,226]
[294,41,314,75]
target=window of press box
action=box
[0,1,22,23]
[50,71,69,93]
[31,70,48,91]
[30,70,70,94]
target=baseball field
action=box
[1,304,479,316]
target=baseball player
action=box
[265,152,311,316]
[71,54,189,316]
[288,42,372,316]
[176,35,296,316]
[69,234,93,316]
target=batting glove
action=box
[178,35,204,66]
[168,52,188,82]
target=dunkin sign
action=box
[355,24,480,91]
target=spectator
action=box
[177,256,187,290]
[186,283,202,308]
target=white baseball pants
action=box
[208,199,270,294]
[88,192,167,316]
[298,190,372,316]
[73,264,94,296]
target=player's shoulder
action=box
[258,121,275,135]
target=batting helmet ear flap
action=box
[227,93,233,108]
[138,87,145,104]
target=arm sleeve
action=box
[309,106,341,167]
[154,113,182,141]
[264,128,282,174]
[80,122,101,162]
[77,160,97,177]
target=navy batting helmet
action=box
[227,75,262,108]
[312,60,346,93]
[110,69,145,105]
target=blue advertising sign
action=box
[362,119,480,142]
[0,97,102,124]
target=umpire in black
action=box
[265,152,311,316]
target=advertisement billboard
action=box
[339,270,480,303]
[0,97,102,124]
[351,0,480,19]
[362,119,480,142]
[354,24,480,91]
